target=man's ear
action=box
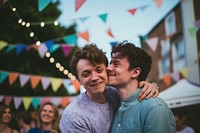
[131,67,141,78]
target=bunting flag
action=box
[75,0,87,12]
[9,72,19,85]
[0,70,80,94]
[61,45,73,57]
[60,97,70,108]
[107,28,114,38]
[139,35,147,42]
[77,31,89,42]
[63,34,77,46]
[110,41,118,46]
[162,74,171,87]
[99,13,107,23]
[145,37,159,52]
[128,8,137,15]
[4,96,12,106]
[22,97,32,110]
[180,67,188,78]
[30,75,41,89]
[32,98,40,109]
[139,5,149,12]
[38,43,48,58]
[38,0,51,12]
[170,71,180,82]
[6,45,15,53]
[45,40,54,52]
[51,97,61,106]
[0,71,8,84]
[14,97,22,109]
[79,16,89,22]
[16,44,25,55]
[0,40,8,50]
[153,0,163,8]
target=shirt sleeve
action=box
[142,101,176,133]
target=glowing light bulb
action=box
[12,8,16,12]
[18,19,22,24]
[26,22,30,27]
[45,52,50,58]
[63,70,68,75]
[36,41,41,46]
[56,63,61,68]
[40,22,45,27]
[54,21,58,26]
[50,57,54,63]
[30,32,34,37]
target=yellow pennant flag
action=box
[0,40,8,50]
[51,78,62,92]
[22,97,32,110]
[180,67,188,78]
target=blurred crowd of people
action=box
[0,102,61,133]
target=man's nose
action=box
[91,71,98,80]
[106,64,113,72]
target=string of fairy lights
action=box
[7,1,76,81]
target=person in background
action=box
[59,44,159,133]
[16,111,32,133]
[0,103,19,133]
[107,41,175,133]
[175,114,195,133]
[28,102,60,133]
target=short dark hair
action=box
[111,41,152,82]
[70,44,108,79]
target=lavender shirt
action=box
[59,87,120,133]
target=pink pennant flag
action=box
[153,0,163,8]
[75,0,86,12]
[170,72,180,82]
[38,43,48,58]
[14,97,22,109]
[19,74,30,87]
[61,45,73,57]
[41,97,51,105]
[41,77,51,90]
[128,8,137,15]
[145,37,159,52]
[4,96,12,106]
[107,28,114,38]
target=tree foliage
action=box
[0,0,79,97]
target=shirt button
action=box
[118,124,121,127]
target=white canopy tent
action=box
[159,79,200,108]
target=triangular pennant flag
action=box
[153,0,163,8]
[38,43,48,58]
[6,45,15,53]
[99,13,107,23]
[107,28,114,38]
[41,97,50,105]
[60,97,70,108]
[38,0,51,12]
[9,72,19,85]
[51,97,61,106]
[0,95,4,101]
[162,74,171,86]
[32,97,41,109]
[63,34,77,45]
[145,37,159,52]
[77,31,89,42]
[30,75,41,89]
[110,41,118,46]
[45,40,54,51]
[13,97,22,109]
[128,8,137,15]
[180,67,188,78]
[4,96,12,106]
[41,77,51,90]
[67,84,77,94]
[75,0,86,12]
[139,35,148,42]
[49,44,60,53]
[16,44,25,55]
[26,45,32,51]
[19,74,30,87]
[32,44,39,51]
[0,40,8,50]
[170,72,180,82]
[188,27,196,37]
[139,5,148,12]
[61,45,73,57]
[51,78,62,92]
[22,97,32,110]
[0,71,8,84]
[71,79,81,92]
[194,19,200,28]
[63,79,71,90]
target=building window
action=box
[172,37,186,72]
[165,12,176,35]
